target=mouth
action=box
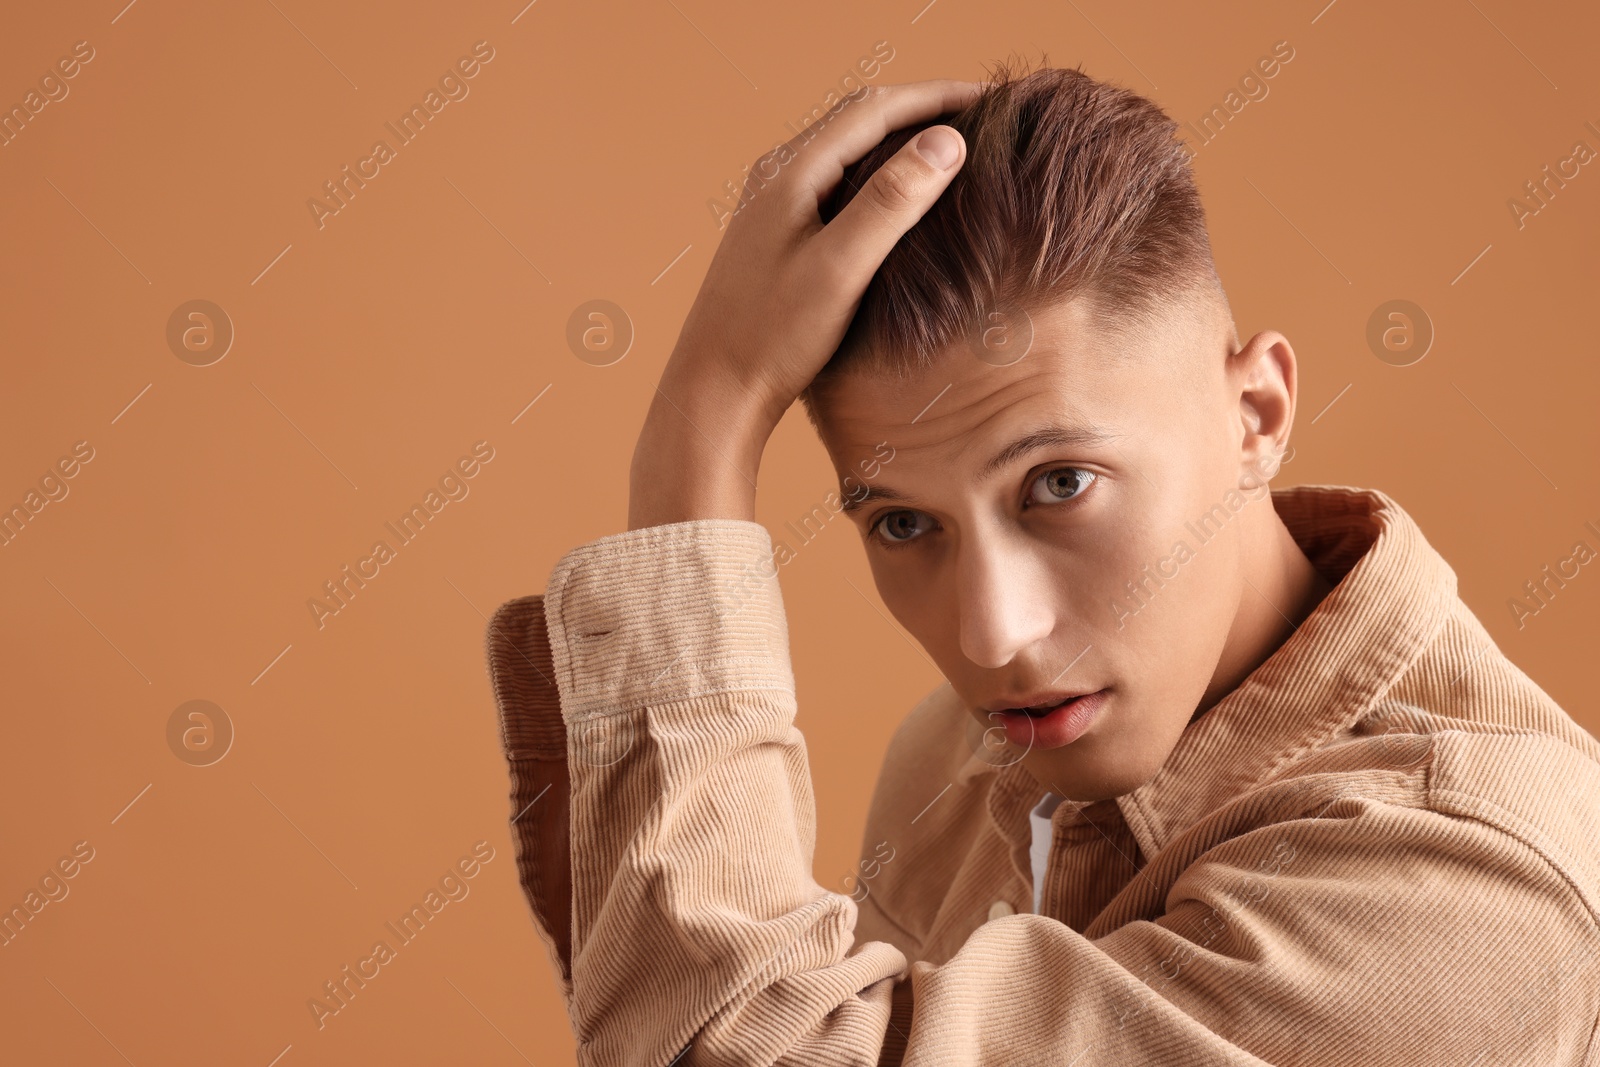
[983,688,1100,715]
[983,689,1110,751]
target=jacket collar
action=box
[985,484,1460,860]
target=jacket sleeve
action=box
[486,594,574,1008]
[493,519,1600,1067]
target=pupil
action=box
[1050,470,1078,496]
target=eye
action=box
[872,509,935,547]
[1027,467,1096,506]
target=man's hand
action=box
[628,79,981,530]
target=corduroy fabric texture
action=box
[486,484,1600,1066]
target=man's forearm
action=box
[627,370,776,530]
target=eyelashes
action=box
[872,510,934,547]
[870,466,1098,548]
[1027,467,1096,507]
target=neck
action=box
[1191,497,1334,723]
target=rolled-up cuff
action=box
[542,519,796,721]
[486,594,565,760]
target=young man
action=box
[486,66,1600,1065]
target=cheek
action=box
[1111,535,1239,711]
[869,556,943,642]
[1075,504,1232,668]
[1060,511,1173,622]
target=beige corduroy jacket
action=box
[485,484,1600,1066]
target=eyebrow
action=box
[839,423,1121,515]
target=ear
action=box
[1229,330,1296,491]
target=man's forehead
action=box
[815,287,1221,433]
[818,313,1141,439]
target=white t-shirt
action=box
[1028,792,1066,913]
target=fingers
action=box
[728,78,979,228]
[789,78,985,205]
[808,123,968,295]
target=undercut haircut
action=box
[801,57,1228,422]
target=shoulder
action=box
[1390,592,1600,895]
[880,682,975,780]
[1286,588,1600,924]
[852,683,1010,955]
[1425,729,1600,922]
[865,682,999,841]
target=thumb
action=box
[815,125,967,288]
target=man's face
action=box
[814,292,1279,801]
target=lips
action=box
[983,689,1102,715]
[984,689,1110,750]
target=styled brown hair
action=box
[801,58,1226,419]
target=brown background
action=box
[2,0,1596,1063]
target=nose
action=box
[956,537,1056,669]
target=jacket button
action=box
[988,900,1015,921]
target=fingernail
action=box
[916,127,959,170]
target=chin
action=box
[1021,744,1163,802]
